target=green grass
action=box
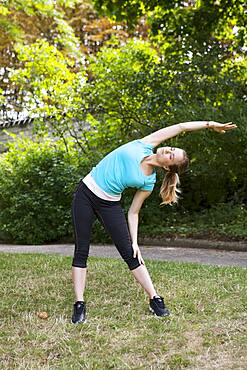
[0,253,246,369]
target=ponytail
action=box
[160,171,181,205]
[159,149,189,205]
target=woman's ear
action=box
[163,166,169,171]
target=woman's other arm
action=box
[141,121,237,147]
[128,190,151,264]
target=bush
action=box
[139,202,247,241]
[0,134,246,245]
[84,40,247,210]
[0,134,91,244]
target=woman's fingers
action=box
[133,245,138,258]
[224,122,237,129]
[138,251,145,265]
[225,126,237,129]
[214,122,237,133]
[136,249,144,265]
[132,244,145,264]
[138,253,145,265]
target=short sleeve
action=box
[140,183,155,192]
[140,172,156,192]
[137,139,154,151]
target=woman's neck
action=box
[142,154,161,168]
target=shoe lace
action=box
[154,296,165,308]
[75,302,84,313]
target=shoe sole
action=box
[149,307,170,317]
[71,319,87,324]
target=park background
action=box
[0,2,246,370]
[0,0,246,244]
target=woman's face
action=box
[156,146,185,168]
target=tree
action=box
[79,38,246,207]
[0,0,81,122]
[0,0,148,123]
[8,38,89,152]
[92,1,246,71]
[92,0,246,45]
[2,0,246,210]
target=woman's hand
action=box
[132,243,145,265]
[208,121,237,133]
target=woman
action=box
[71,120,236,323]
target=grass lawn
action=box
[0,253,246,369]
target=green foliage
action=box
[0,134,91,244]
[12,40,80,105]
[83,39,246,208]
[92,0,145,25]
[1,0,81,48]
[139,203,247,240]
[0,5,10,16]
[1,0,246,243]
[83,39,160,152]
[0,0,83,124]
[0,132,246,244]
[93,0,246,52]
[149,0,246,47]
[9,39,87,141]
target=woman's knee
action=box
[72,244,89,268]
[124,256,141,270]
[72,256,87,268]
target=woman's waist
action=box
[83,173,122,201]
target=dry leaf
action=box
[37,311,49,320]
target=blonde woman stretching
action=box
[71,120,236,323]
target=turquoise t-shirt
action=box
[91,140,156,196]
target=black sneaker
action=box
[71,301,86,324]
[149,296,170,317]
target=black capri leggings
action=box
[71,180,141,270]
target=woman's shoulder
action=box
[134,139,154,149]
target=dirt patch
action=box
[184,330,204,352]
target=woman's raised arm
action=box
[141,121,237,147]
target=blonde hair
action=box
[160,150,189,205]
